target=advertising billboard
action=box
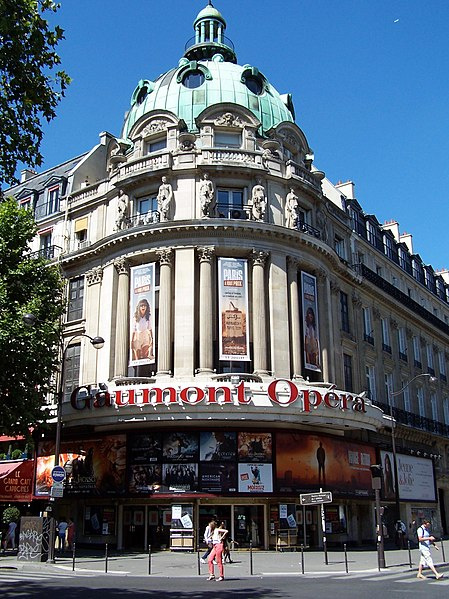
[380,450,436,502]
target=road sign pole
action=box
[320,488,328,564]
[302,505,306,547]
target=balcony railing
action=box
[373,400,449,437]
[127,211,160,228]
[353,263,449,337]
[294,220,320,238]
[28,245,62,260]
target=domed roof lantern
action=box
[184,1,237,63]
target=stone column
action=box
[198,247,215,374]
[287,257,303,380]
[83,266,103,383]
[113,258,129,378]
[251,250,270,377]
[156,249,173,376]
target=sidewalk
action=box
[1,545,447,578]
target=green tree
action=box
[0,0,70,186]
[0,197,64,436]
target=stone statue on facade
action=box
[285,188,299,229]
[251,177,266,221]
[199,173,215,218]
[157,176,173,222]
[115,192,128,231]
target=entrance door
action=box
[123,507,145,550]
[234,505,264,548]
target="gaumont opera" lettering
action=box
[71,379,366,414]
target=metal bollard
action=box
[148,544,152,575]
[105,543,108,573]
[407,540,412,569]
[197,550,201,576]
[249,540,253,575]
[344,543,348,574]
[300,544,305,574]
[72,542,76,572]
[441,538,446,562]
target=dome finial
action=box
[185,3,236,63]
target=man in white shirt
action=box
[417,519,443,580]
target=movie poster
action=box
[35,435,127,496]
[238,463,273,493]
[218,257,250,361]
[199,432,236,462]
[128,464,162,494]
[238,432,272,462]
[129,264,156,367]
[162,463,198,491]
[301,272,321,372]
[276,432,375,496]
[128,433,162,464]
[162,432,198,462]
[200,463,237,493]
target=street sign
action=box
[50,482,64,498]
[51,466,66,483]
[299,491,333,505]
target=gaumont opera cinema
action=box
[7,2,449,551]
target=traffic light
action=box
[370,464,383,478]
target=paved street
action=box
[0,545,447,596]
[0,566,448,599]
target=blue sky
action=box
[38,0,449,270]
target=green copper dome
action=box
[121,3,295,140]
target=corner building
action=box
[10,3,449,550]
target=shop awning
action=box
[0,460,34,502]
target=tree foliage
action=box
[0,197,64,436]
[0,0,70,186]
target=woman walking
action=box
[207,522,228,582]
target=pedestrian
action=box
[67,517,76,551]
[220,521,233,563]
[57,518,68,552]
[201,520,215,563]
[395,519,407,549]
[3,520,17,551]
[207,522,228,582]
[416,519,443,580]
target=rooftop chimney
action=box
[20,169,37,183]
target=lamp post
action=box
[23,313,104,562]
[388,373,437,520]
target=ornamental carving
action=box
[197,247,215,263]
[114,258,129,276]
[251,250,269,267]
[287,256,299,272]
[351,292,362,308]
[277,130,299,149]
[330,280,340,295]
[142,120,168,137]
[373,307,381,320]
[214,113,244,128]
[86,267,103,286]
[157,248,173,267]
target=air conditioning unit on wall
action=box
[78,240,91,250]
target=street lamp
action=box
[388,373,437,520]
[23,313,104,561]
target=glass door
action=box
[233,505,264,548]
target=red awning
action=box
[0,460,34,502]
[0,435,25,443]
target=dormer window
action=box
[214,131,241,148]
[48,185,60,213]
[136,86,148,104]
[19,197,32,211]
[182,70,205,89]
[245,75,263,95]
[146,138,167,154]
